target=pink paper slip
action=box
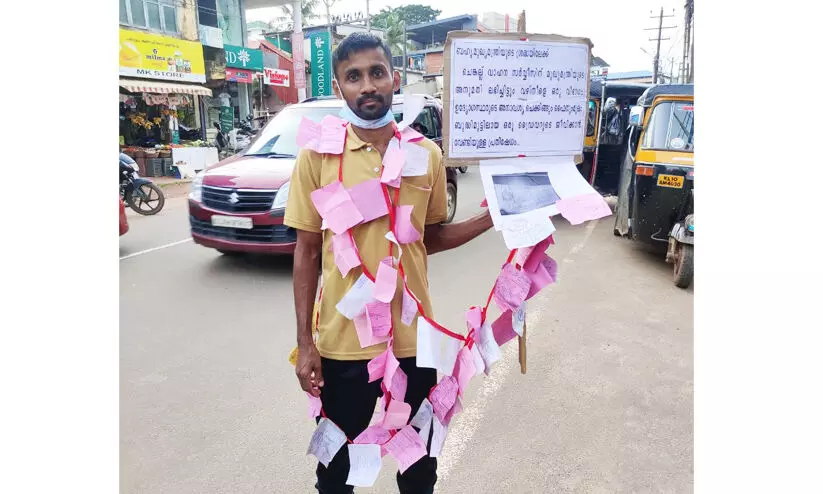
[399,126,425,143]
[394,205,421,244]
[465,307,482,331]
[430,375,458,424]
[381,399,412,430]
[296,117,322,150]
[521,236,554,272]
[316,115,347,154]
[525,255,558,300]
[354,425,392,446]
[381,144,406,185]
[331,232,360,277]
[373,258,398,303]
[310,181,364,235]
[366,300,392,337]
[556,193,613,225]
[307,392,322,419]
[348,178,389,223]
[384,425,428,474]
[401,288,418,326]
[453,347,476,397]
[388,366,408,403]
[442,395,462,427]
[367,351,388,382]
[493,263,532,312]
[355,310,390,349]
[491,311,518,346]
[383,348,400,388]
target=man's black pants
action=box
[315,356,438,494]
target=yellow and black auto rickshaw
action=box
[614,84,694,288]
[581,81,651,196]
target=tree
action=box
[371,4,440,29]
[382,11,415,59]
[273,0,320,29]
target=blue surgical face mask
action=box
[339,100,396,130]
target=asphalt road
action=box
[120,170,693,493]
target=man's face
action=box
[333,47,400,121]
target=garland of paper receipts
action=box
[288,105,612,487]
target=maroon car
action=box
[188,95,457,255]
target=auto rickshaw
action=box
[613,84,694,288]
[581,81,651,196]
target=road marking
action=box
[437,293,548,484]
[437,220,600,484]
[119,238,192,261]
[569,219,599,255]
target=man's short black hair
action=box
[332,32,393,80]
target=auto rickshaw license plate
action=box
[657,174,684,188]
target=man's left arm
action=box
[423,211,493,255]
[422,152,493,255]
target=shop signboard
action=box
[308,31,332,97]
[119,28,206,83]
[224,44,264,71]
[263,67,290,87]
[226,68,254,83]
[219,106,234,131]
[291,33,307,89]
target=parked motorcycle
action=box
[119,153,165,215]
[238,114,257,136]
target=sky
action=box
[247,0,688,73]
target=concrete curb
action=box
[155,179,192,189]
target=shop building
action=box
[248,38,298,120]
[119,0,218,177]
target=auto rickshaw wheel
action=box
[673,244,694,289]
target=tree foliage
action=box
[371,4,440,29]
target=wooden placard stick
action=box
[517,9,527,375]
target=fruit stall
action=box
[119,92,218,179]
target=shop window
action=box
[121,0,178,35]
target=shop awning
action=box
[119,78,213,96]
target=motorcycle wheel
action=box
[458,166,468,174]
[673,244,694,289]
[126,183,165,216]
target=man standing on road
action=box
[284,33,493,494]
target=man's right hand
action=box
[296,343,324,397]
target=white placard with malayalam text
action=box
[447,37,589,159]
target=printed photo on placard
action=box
[492,172,560,216]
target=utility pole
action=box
[688,9,694,82]
[366,0,370,32]
[402,20,408,86]
[682,0,693,83]
[645,7,676,84]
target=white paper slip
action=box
[501,217,557,250]
[476,321,501,375]
[512,301,527,337]
[307,418,348,467]
[470,344,486,376]
[418,417,432,446]
[335,273,375,319]
[410,398,434,430]
[545,157,598,199]
[401,142,431,177]
[430,416,448,458]
[401,287,418,327]
[398,94,426,129]
[385,231,403,260]
[416,316,463,375]
[345,443,382,487]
